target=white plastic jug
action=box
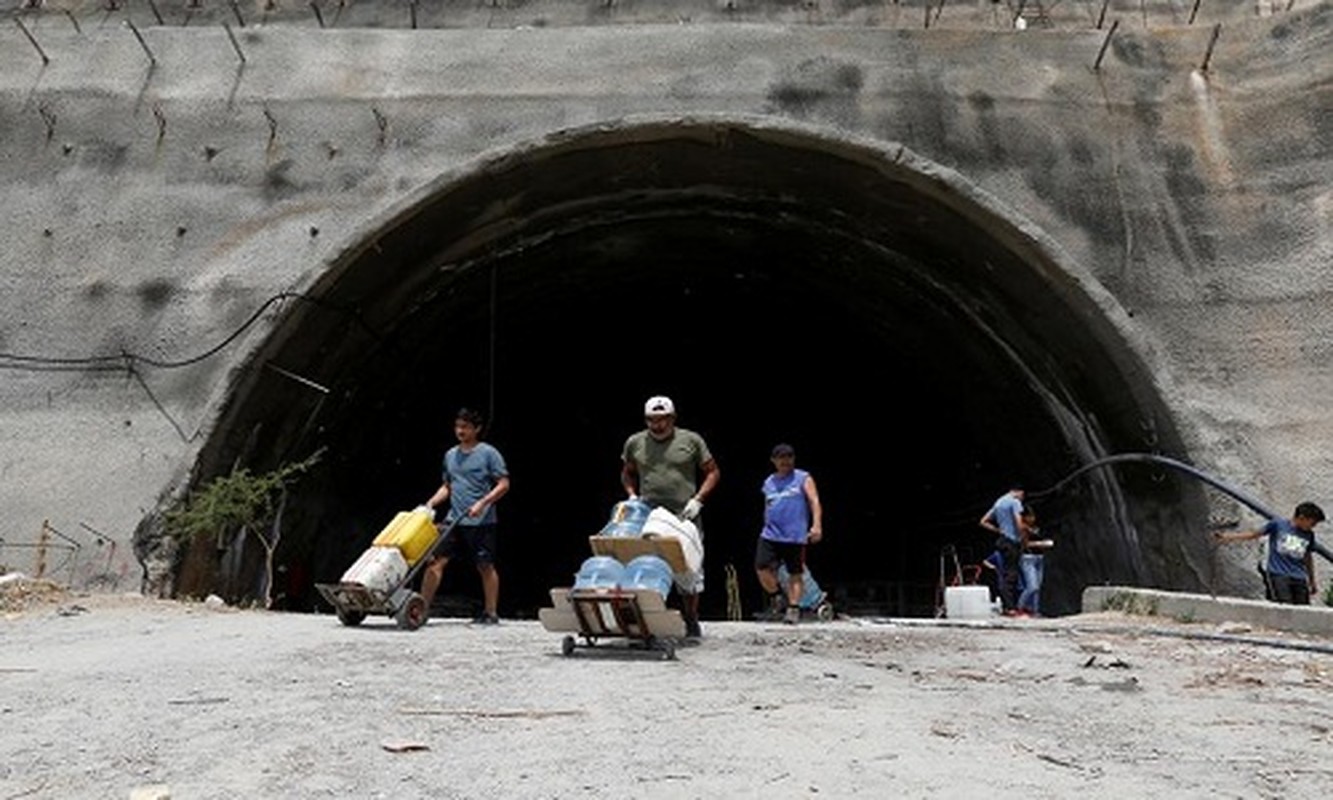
[944,585,993,620]
[340,546,408,595]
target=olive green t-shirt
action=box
[622,427,713,515]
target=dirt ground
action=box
[3,584,1332,800]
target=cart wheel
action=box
[561,635,576,657]
[336,607,366,627]
[816,602,835,622]
[660,639,676,661]
[395,593,428,631]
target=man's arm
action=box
[621,459,639,499]
[468,475,510,518]
[979,509,998,534]
[1305,551,1318,595]
[804,474,823,543]
[694,458,719,503]
[426,482,451,511]
[1011,508,1026,545]
[1213,528,1263,543]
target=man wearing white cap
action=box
[621,395,720,639]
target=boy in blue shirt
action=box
[421,408,511,624]
[1214,501,1324,605]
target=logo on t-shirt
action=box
[1275,531,1309,560]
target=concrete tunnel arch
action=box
[176,116,1213,619]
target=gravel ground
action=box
[3,588,1332,799]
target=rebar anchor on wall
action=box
[1199,23,1222,73]
[15,17,51,65]
[1093,19,1119,71]
[223,22,247,64]
[126,20,157,67]
[37,104,57,142]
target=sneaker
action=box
[471,613,500,626]
[783,606,800,625]
[756,598,786,622]
[684,618,702,639]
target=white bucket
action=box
[944,585,994,620]
[340,546,409,595]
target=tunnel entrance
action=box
[179,119,1211,619]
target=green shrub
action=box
[165,449,323,607]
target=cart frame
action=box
[315,515,461,631]
[539,586,685,660]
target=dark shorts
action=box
[436,523,498,566]
[755,537,805,575]
[1268,573,1310,605]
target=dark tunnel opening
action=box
[177,120,1213,620]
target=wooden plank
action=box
[566,587,668,613]
[541,610,687,640]
[549,587,572,609]
[538,607,579,633]
[587,536,688,573]
[540,607,685,639]
[641,609,686,638]
[540,588,684,638]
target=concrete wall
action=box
[1,1,1329,594]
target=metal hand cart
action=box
[539,587,685,660]
[538,535,690,660]
[315,515,461,631]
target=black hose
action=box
[1028,452,1333,565]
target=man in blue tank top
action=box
[754,443,824,625]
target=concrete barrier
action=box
[1083,585,1333,638]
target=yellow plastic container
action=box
[372,511,438,566]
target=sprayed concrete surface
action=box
[1,2,1330,606]
[3,590,1332,799]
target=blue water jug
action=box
[600,498,652,537]
[573,556,625,591]
[777,563,826,609]
[619,555,674,601]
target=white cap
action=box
[644,395,675,417]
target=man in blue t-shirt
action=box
[754,443,824,625]
[979,485,1026,614]
[421,408,511,624]
[1215,501,1324,605]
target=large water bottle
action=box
[573,556,625,591]
[619,555,674,601]
[599,498,652,537]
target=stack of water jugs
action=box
[572,499,674,601]
[339,509,438,595]
[573,554,674,601]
